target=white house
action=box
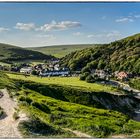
[40,70,69,77]
[20,67,32,74]
[92,69,108,79]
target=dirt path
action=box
[63,128,92,138]
[110,134,128,138]
[0,89,21,138]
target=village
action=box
[0,60,137,81]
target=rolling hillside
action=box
[0,43,55,63]
[60,33,140,74]
[28,44,101,58]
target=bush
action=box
[80,72,90,81]
[31,70,38,75]
[19,96,32,104]
[85,75,95,83]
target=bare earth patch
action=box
[63,128,92,138]
[0,89,22,138]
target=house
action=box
[116,71,128,80]
[92,69,108,79]
[54,64,60,71]
[40,70,70,77]
[20,67,33,74]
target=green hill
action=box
[12,80,140,138]
[28,44,101,58]
[60,33,140,74]
[0,43,55,63]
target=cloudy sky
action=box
[0,2,140,47]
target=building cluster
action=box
[91,69,134,81]
[19,62,70,77]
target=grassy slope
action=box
[0,71,15,89]
[17,87,140,138]
[0,72,139,138]
[28,44,101,58]
[7,73,117,93]
[0,43,54,62]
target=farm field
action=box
[7,73,117,93]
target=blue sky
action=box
[0,2,140,47]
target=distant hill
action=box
[60,33,140,74]
[0,43,55,63]
[28,44,101,58]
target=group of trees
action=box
[60,33,140,82]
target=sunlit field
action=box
[7,73,116,93]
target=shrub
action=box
[85,75,95,83]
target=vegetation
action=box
[60,33,140,75]
[7,73,117,93]
[28,44,100,58]
[14,82,140,138]
[0,71,16,89]
[18,115,75,138]
[0,71,140,138]
[129,78,140,90]
[0,43,55,63]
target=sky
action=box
[0,2,140,47]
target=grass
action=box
[0,71,15,89]
[28,44,100,58]
[2,71,140,138]
[16,88,140,138]
[7,73,117,93]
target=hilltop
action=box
[0,43,55,63]
[60,33,140,74]
[28,44,101,58]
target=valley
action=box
[0,33,140,138]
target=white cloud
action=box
[87,34,95,38]
[134,15,140,18]
[36,20,81,32]
[115,13,140,23]
[0,27,10,32]
[87,31,121,39]
[36,34,56,39]
[106,31,121,38]
[73,32,83,36]
[115,17,134,23]
[15,22,35,31]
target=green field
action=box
[28,44,100,58]
[7,73,117,93]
